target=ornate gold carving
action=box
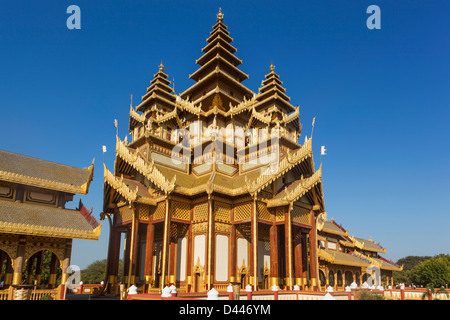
[153,201,166,220]
[130,105,146,124]
[193,202,208,221]
[316,211,327,231]
[318,248,335,263]
[0,167,91,195]
[257,202,271,222]
[267,163,322,208]
[245,137,313,196]
[192,222,207,233]
[215,222,231,233]
[138,205,150,220]
[352,251,382,268]
[234,203,251,221]
[104,164,138,204]
[0,220,101,241]
[172,201,190,221]
[292,205,310,226]
[214,202,230,222]
[115,136,176,194]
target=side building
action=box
[317,217,402,290]
[0,150,101,295]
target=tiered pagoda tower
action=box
[103,9,325,295]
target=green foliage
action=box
[80,259,123,284]
[21,250,62,285]
[393,254,450,288]
[421,285,449,300]
[396,256,432,271]
[412,257,450,288]
[39,294,54,300]
[357,290,386,300]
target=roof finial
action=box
[269,61,275,72]
[217,7,224,22]
[159,60,164,72]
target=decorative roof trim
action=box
[0,218,101,241]
[0,159,94,195]
[115,137,176,194]
[266,163,321,208]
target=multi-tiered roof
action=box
[106,8,324,212]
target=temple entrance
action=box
[328,271,335,287]
[21,250,62,288]
[0,249,12,286]
[319,269,326,288]
[345,271,353,286]
[336,270,343,288]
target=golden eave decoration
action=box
[0,160,94,195]
[0,221,101,241]
[115,136,176,194]
[246,137,313,197]
[103,164,162,206]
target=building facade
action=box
[0,150,101,291]
[102,9,400,295]
[316,217,402,291]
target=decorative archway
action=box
[319,269,326,287]
[336,270,343,287]
[238,259,248,289]
[344,271,353,286]
[192,257,205,292]
[0,249,13,285]
[22,250,62,288]
[328,271,335,287]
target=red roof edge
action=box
[78,199,100,229]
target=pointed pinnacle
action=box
[217,7,224,22]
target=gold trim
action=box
[116,136,176,194]
[0,220,102,240]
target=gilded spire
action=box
[270,61,275,72]
[159,60,165,72]
[217,7,224,22]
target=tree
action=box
[80,259,123,284]
[411,257,450,288]
[393,255,448,285]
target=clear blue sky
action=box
[0,1,449,269]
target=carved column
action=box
[12,238,26,285]
[285,204,293,290]
[144,219,155,291]
[60,239,72,285]
[186,206,194,292]
[35,251,45,285]
[168,225,177,286]
[48,252,58,288]
[123,229,131,285]
[294,228,303,289]
[250,196,258,290]
[308,210,318,291]
[205,195,215,290]
[230,205,236,284]
[269,224,278,288]
[160,197,171,290]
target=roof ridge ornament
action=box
[269,61,275,72]
[217,8,224,22]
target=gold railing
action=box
[30,288,59,300]
[0,288,12,300]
